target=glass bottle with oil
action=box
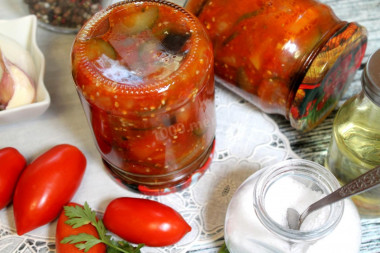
[326,49,380,217]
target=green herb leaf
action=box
[61,233,103,252]
[61,202,143,253]
[218,243,230,253]
[63,202,96,228]
[107,240,144,253]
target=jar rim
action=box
[253,159,344,242]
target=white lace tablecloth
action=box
[0,1,297,252]
[0,82,295,252]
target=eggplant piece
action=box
[236,67,252,91]
[109,6,159,36]
[85,38,117,61]
[161,32,191,54]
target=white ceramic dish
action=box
[0,15,50,124]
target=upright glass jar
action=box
[225,159,362,253]
[184,0,367,131]
[71,0,216,195]
[326,49,380,217]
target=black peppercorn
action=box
[24,0,102,32]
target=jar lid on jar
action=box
[362,49,380,106]
[289,22,367,131]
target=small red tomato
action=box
[13,144,86,235]
[56,203,106,253]
[103,197,191,247]
[0,147,26,210]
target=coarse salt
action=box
[264,176,330,231]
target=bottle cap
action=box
[363,49,380,106]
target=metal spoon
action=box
[287,165,380,230]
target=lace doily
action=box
[0,85,296,252]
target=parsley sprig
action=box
[61,202,144,253]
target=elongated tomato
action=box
[103,197,191,246]
[0,147,26,210]
[56,203,106,253]
[13,144,86,235]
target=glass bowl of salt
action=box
[224,159,361,253]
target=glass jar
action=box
[225,159,362,253]
[325,49,380,217]
[71,0,216,195]
[184,0,367,131]
[23,0,103,33]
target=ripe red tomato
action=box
[56,203,106,253]
[0,147,26,210]
[103,197,191,247]
[13,144,87,235]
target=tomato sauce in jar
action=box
[71,0,215,195]
[185,0,367,131]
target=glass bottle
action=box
[326,49,380,217]
[71,0,216,195]
[225,159,362,253]
[184,0,367,131]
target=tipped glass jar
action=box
[184,0,367,131]
[71,0,216,195]
[326,49,380,217]
[225,159,361,253]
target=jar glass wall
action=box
[71,0,216,195]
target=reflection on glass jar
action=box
[71,0,216,195]
[225,159,361,253]
[184,0,367,131]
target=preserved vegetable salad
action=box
[72,0,215,195]
[185,0,367,131]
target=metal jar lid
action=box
[289,22,368,131]
[363,49,380,106]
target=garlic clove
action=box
[0,49,36,110]
[6,63,36,109]
[0,52,14,110]
[0,34,37,82]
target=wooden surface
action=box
[269,0,380,251]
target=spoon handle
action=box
[301,165,380,221]
[338,165,380,197]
